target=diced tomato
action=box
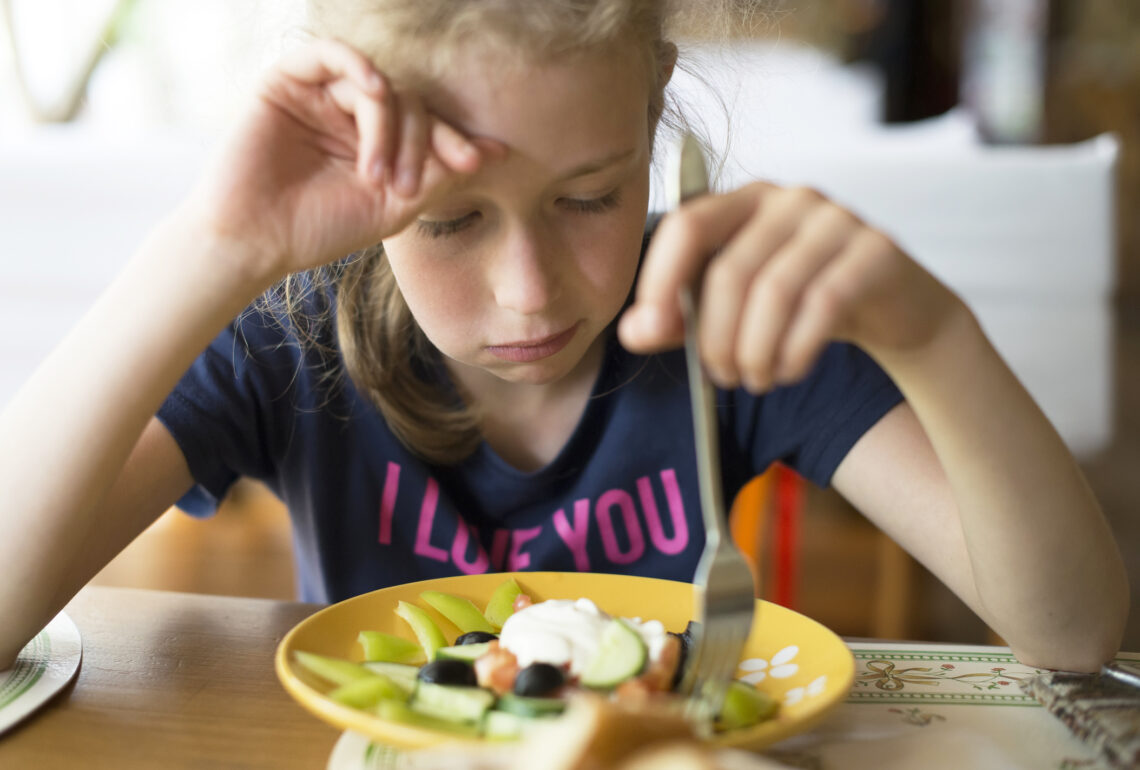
[614,676,653,703]
[640,634,681,692]
[474,640,520,695]
[612,634,682,704]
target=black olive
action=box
[671,621,701,691]
[417,659,478,687]
[455,631,498,645]
[513,663,566,697]
[669,631,688,690]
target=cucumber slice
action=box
[437,641,492,663]
[395,600,449,662]
[579,618,647,689]
[293,651,375,687]
[716,680,779,730]
[495,693,567,718]
[362,661,420,691]
[411,681,497,724]
[421,591,496,634]
[328,673,409,709]
[483,709,527,740]
[375,699,482,737]
[358,630,426,664]
[483,578,522,631]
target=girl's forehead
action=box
[422,44,652,168]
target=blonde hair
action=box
[266,0,739,464]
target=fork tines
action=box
[681,550,757,727]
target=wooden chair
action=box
[729,464,803,607]
[729,465,914,639]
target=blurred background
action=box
[1,0,1137,648]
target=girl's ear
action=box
[658,41,678,89]
[648,40,678,136]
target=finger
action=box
[326,77,396,184]
[732,204,858,391]
[394,93,429,197]
[277,39,384,95]
[416,154,462,202]
[774,227,890,383]
[410,136,508,208]
[695,198,806,385]
[355,89,385,184]
[430,120,485,174]
[618,184,770,352]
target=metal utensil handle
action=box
[680,285,727,549]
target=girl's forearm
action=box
[0,210,277,666]
[873,306,1129,671]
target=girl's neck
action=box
[451,334,608,472]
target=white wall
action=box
[0,19,1117,456]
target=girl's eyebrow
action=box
[555,148,638,182]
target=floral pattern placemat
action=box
[0,612,82,736]
[767,642,1140,770]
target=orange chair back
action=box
[729,465,804,608]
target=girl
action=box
[0,0,1127,673]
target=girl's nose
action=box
[490,224,561,315]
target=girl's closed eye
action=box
[560,189,622,214]
[417,211,480,239]
[416,190,623,240]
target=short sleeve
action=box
[730,342,905,487]
[156,307,304,516]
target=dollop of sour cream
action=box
[498,598,669,677]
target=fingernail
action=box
[617,308,644,344]
[741,374,769,393]
[630,305,662,340]
[473,138,508,160]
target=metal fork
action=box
[669,133,758,729]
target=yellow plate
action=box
[276,572,853,751]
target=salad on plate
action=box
[294,577,777,740]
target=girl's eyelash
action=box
[561,190,622,213]
[415,191,622,239]
[417,213,479,239]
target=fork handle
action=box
[679,285,728,550]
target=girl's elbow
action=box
[1011,640,1116,674]
[1010,590,1130,674]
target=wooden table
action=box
[3,586,1134,769]
[0,585,340,769]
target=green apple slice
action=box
[395,600,449,661]
[358,630,426,664]
[293,650,375,687]
[420,590,496,634]
[483,578,523,631]
[328,673,410,709]
[716,680,779,730]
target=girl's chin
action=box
[485,357,585,387]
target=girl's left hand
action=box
[618,181,967,390]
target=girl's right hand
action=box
[183,39,499,282]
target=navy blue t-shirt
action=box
[157,227,904,603]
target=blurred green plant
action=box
[1,0,140,122]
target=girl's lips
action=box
[486,324,580,363]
